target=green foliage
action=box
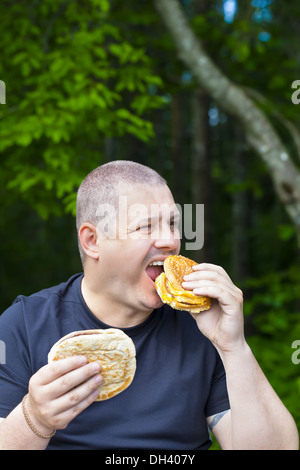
[242,266,300,432]
[277,224,297,241]
[0,0,165,218]
[245,267,300,334]
[248,332,300,432]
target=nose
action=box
[153,221,181,252]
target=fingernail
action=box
[91,362,101,373]
[79,356,88,365]
[94,374,103,384]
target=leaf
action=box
[15,133,32,146]
[277,224,296,241]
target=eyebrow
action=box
[136,213,181,224]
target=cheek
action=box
[100,240,147,278]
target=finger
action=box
[51,372,103,417]
[51,388,100,429]
[182,276,239,296]
[49,361,102,398]
[184,267,232,284]
[191,263,233,281]
[192,283,243,307]
[36,356,89,386]
[192,263,229,273]
[192,284,230,304]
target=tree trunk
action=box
[153,0,300,244]
[231,127,251,283]
[190,0,214,265]
[191,88,214,264]
[171,93,184,204]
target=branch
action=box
[243,86,300,164]
[153,0,300,240]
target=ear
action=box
[78,223,100,261]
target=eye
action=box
[137,224,152,231]
[170,219,179,230]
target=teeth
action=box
[149,261,164,266]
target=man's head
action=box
[76,161,169,262]
[76,160,181,314]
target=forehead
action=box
[121,183,174,204]
[118,183,179,220]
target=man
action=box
[0,161,298,450]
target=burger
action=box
[155,255,211,314]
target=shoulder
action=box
[14,273,83,305]
[0,273,83,345]
[2,273,83,318]
[0,274,83,372]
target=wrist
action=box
[23,395,55,439]
[215,339,251,363]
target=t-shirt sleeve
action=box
[0,299,32,418]
[204,352,230,418]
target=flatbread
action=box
[48,329,136,401]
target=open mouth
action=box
[145,260,165,283]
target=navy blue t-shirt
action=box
[0,274,229,450]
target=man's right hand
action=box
[26,356,102,435]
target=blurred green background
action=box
[1,0,300,448]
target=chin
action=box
[150,295,164,310]
[141,284,164,311]
[137,272,164,311]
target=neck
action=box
[81,276,151,328]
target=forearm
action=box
[219,342,299,450]
[0,357,102,450]
[0,403,51,450]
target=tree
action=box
[153,0,300,244]
[0,0,164,219]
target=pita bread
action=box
[48,329,136,401]
[155,255,211,314]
